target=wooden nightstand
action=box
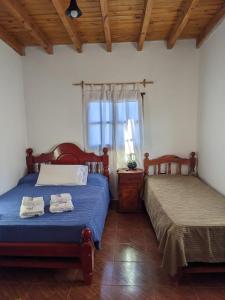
[117,168,144,213]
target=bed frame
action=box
[144,151,197,176]
[144,151,225,279]
[0,143,109,285]
[26,142,109,177]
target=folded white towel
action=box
[50,193,74,213]
[20,196,44,218]
[50,202,74,213]
[50,193,72,204]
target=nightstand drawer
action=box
[119,188,139,211]
[117,168,144,213]
[119,174,143,185]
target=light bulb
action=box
[71,10,78,18]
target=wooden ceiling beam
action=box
[137,0,154,51]
[99,0,112,52]
[167,0,199,49]
[196,4,225,48]
[0,24,25,56]
[1,0,53,54]
[51,0,82,53]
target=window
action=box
[87,100,141,154]
[87,101,113,149]
[84,85,143,168]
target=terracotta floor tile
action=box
[95,243,115,262]
[104,220,117,231]
[144,228,158,244]
[104,211,118,229]
[101,233,117,246]
[102,226,118,239]
[101,225,118,246]
[114,243,153,262]
[109,261,163,286]
[153,285,198,300]
[116,228,148,245]
[68,284,102,300]
[0,282,32,300]
[103,223,118,233]
[145,244,163,264]
[117,213,150,229]
[93,261,114,285]
[26,283,71,300]
[100,285,156,300]
[69,284,156,300]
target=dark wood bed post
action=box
[26,148,34,173]
[190,152,197,175]
[81,228,94,285]
[103,147,109,177]
[144,153,150,175]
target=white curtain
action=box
[83,84,144,197]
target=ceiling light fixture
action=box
[65,0,82,19]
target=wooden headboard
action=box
[26,143,109,177]
[144,152,197,176]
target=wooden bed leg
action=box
[81,228,94,285]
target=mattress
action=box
[0,173,110,248]
[144,175,225,275]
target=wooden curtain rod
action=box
[73,79,154,88]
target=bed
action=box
[143,152,225,278]
[0,143,110,285]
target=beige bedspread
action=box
[144,175,225,276]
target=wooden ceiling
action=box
[0,0,225,55]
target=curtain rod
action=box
[73,79,154,88]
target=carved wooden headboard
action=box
[144,152,197,176]
[26,143,109,177]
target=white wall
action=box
[23,41,199,160]
[0,41,27,195]
[198,20,225,195]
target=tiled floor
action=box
[0,210,224,300]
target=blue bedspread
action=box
[0,173,110,248]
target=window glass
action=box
[87,100,141,152]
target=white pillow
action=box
[36,164,88,186]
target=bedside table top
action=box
[117,168,144,174]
